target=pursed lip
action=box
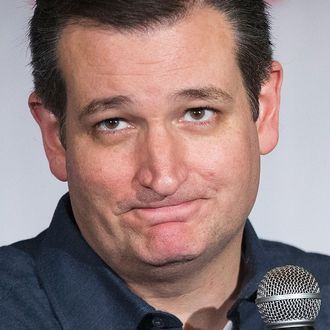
[131,199,204,226]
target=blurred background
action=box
[1,0,329,254]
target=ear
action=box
[257,61,283,155]
[29,92,68,181]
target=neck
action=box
[126,230,243,330]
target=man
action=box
[0,1,329,329]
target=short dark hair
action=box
[29,0,272,136]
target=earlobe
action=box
[29,92,68,182]
[257,61,283,155]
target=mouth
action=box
[131,199,204,226]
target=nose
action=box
[134,125,188,197]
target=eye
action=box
[96,118,132,132]
[182,107,217,122]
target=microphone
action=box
[255,265,321,329]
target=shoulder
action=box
[0,236,42,300]
[260,239,330,280]
[0,235,60,328]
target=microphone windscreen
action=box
[255,265,321,329]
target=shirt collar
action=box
[240,219,273,297]
[227,220,273,320]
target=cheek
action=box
[190,131,258,186]
[66,141,134,197]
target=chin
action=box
[140,222,205,262]
[138,236,207,272]
[137,252,204,282]
[141,244,203,267]
[145,255,198,268]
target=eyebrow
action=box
[173,86,233,103]
[79,95,132,120]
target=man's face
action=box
[47,7,278,278]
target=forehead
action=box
[57,6,243,108]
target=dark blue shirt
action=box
[1,194,329,329]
